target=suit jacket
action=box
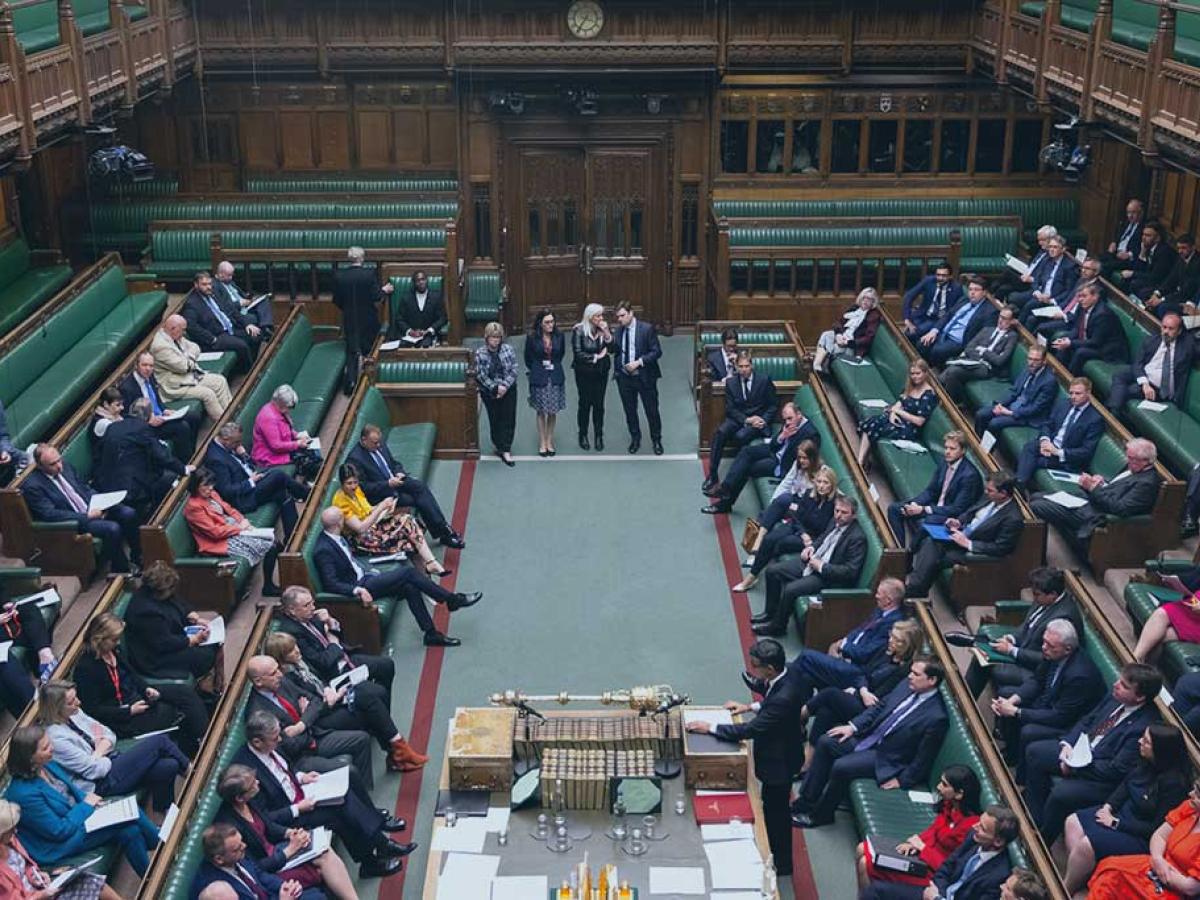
[908,459,984,525]
[1000,365,1057,427]
[1037,400,1104,471]
[215,799,298,874]
[840,606,906,667]
[808,519,868,588]
[766,418,817,480]
[1129,331,1195,404]
[903,276,963,330]
[124,586,195,677]
[930,839,1012,900]
[312,531,367,597]
[1014,649,1103,730]
[204,441,261,510]
[1159,251,1200,303]
[332,265,383,347]
[956,497,1023,558]
[1065,302,1127,363]
[1060,698,1161,786]
[4,762,103,864]
[182,288,251,349]
[345,442,404,505]
[935,298,997,347]
[1082,466,1161,525]
[952,326,1018,378]
[189,851,287,900]
[1130,242,1179,295]
[1032,255,1079,305]
[523,329,567,388]
[1111,218,1145,259]
[612,318,662,379]
[723,374,777,428]
[184,491,246,555]
[246,682,327,763]
[714,671,806,784]
[1009,594,1082,670]
[851,682,948,787]
[274,613,352,685]
[707,347,737,380]
[95,416,183,503]
[118,371,172,416]
[390,288,447,339]
[21,462,95,528]
[231,744,306,826]
[150,329,208,396]
[45,710,118,794]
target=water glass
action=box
[444,808,457,829]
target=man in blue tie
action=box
[918,277,997,367]
[1014,378,1103,487]
[973,345,1056,436]
[858,805,1017,899]
[182,271,262,373]
[1010,235,1077,323]
[118,352,200,462]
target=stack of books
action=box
[539,748,656,810]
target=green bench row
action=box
[0,237,73,338]
[13,1,147,54]
[1018,0,1200,67]
[1124,557,1200,683]
[93,173,457,198]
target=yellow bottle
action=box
[597,865,608,900]
[617,881,633,900]
[558,880,573,900]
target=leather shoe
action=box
[595,435,604,451]
[381,840,418,858]
[359,857,402,879]
[447,591,483,611]
[791,813,823,829]
[751,623,785,637]
[440,531,466,549]
[579,433,590,450]
[701,477,717,494]
[700,503,731,515]
[704,483,728,498]
[653,441,664,455]
[381,813,408,832]
[628,440,640,454]
[748,612,770,625]
[423,631,462,647]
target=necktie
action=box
[1049,660,1065,690]
[268,751,303,800]
[1063,293,1080,315]
[946,850,984,900]
[1162,341,1174,401]
[1090,705,1124,740]
[205,295,234,333]
[855,693,918,751]
[625,326,635,365]
[937,464,955,506]
[234,865,269,900]
[963,503,994,537]
[1041,259,1061,293]
[742,378,751,401]
[1077,308,1089,340]
[371,450,390,478]
[985,329,1003,352]
[272,691,301,723]
[338,536,365,580]
[141,378,164,416]
[1054,408,1079,448]
[934,285,946,317]
[804,526,843,575]
[55,474,87,514]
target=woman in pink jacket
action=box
[251,384,313,467]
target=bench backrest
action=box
[375,358,467,383]
[233,316,315,437]
[0,239,32,287]
[243,174,457,193]
[12,0,60,45]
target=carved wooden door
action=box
[517,148,587,327]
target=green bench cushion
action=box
[1020,1,1045,17]
[465,270,502,322]
[75,0,112,35]
[375,359,467,384]
[1061,0,1098,31]
[699,329,790,346]
[243,175,458,193]
[1111,0,1157,50]
[13,0,60,53]
[0,239,73,338]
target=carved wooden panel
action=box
[356,109,392,169]
[279,112,314,169]
[393,109,427,165]
[239,111,279,169]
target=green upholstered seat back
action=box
[12,1,61,52]
[0,239,32,286]
[74,0,112,34]
[1112,304,1150,356]
[243,174,458,193]
[747,355,801,383]
[375,358,467,384]
[1020,1,1046,17]
[1176,10,1200,63]
[89,200,458,235]
[465,270,502,320]
[1112,0,1159,48]
[1082,618,1122,687]
[60,419,96,481]
[698,329,790,346]
[235,316,314,436]
[1090,433,1127,478]
[385,274,445,326]
[1061,0,1098,30]
[1006,341,1030,382]
[869,328,912,396]
[165,502,199,558]
[930,684,1000,808]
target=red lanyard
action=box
[105,659,123,705]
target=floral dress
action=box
[333,486,428,557]
[860,389,939,443]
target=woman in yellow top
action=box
[331,462,450,577]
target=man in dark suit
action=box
[859,805,1018,900]
[703,351,778,492]
[917,276,998,367]
[901,264,963,340]
[233,713,409,879]
[612,301,664,454]
[387,270,447,346]
[1172,669,1200,735]
[332,246,394,394]
[706,327,739,380]
[95,399,189,515]
[994,224,1058,302]
[1030,437,1162,557]
[1145,233,1200,318]
[192,821,312,900]
[1051,286,1127,375]
[973,344,1057,436]
[686,638,805,877]
[118,352,198,463]
[1014,378,1104,487]
[312,511,481,648]
[21,443,141,573]
[182,271,262,373]
[1122,222,1178,300]
[905,471,1023,599]
[204,421,308,540]
[1011,235,1078,322]
[792,657,949,828]
[1108,313,1195,410]
[990,618,1103,765]
[1099,198,1145,278]
[345,423,464,548]
[214,259,274,333]
[1023,662,1162,842]
[965,565,1081,698]
[246,654,373,788]
[940,304,1020,403]
[755,494,867,637]
[887,431,984,548]
[702,402,815,514]
[1022,256,1103,333]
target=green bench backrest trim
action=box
[375,359,467,383]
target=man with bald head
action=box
[213,259,274,334]
[116,351,199,461]
[1108,312,1195,410]
[150,314,233,418]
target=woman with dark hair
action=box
[124,560,222,688]
[2,726,159,876]
[184,466,281,596]
[855,764,983,888]
[524,308,566,457]
[0,797,121,900]
[89,386,124,472]
[331,462,448,577]
[1063,723,1192,893]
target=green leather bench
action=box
[465,270,502,323]
[1111,0,1158,50]
[74,0,113,35]
[1019,0,1098,32]
[243,174,458,193]
[699,328,791,346]
[12,0,61,53]
[0,567,60,672]
[385,274,444,335]
[1124,577,1200,682]
[124,2,147,22]
[375,358,467,384]
[97,175,179,197]
[0,238,73,338]
[1176,10,1200,65]
[980,599,1122,685]
[0,264,167,449]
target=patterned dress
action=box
[860,389,939,443]
[333,486,428,557]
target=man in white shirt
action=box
[1108,312,1196,409]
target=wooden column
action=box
[110,0,135,110]
[1083,0,1114,122]
[1034,0,1061,104]
[0,4,34,164]
[1140,1,1176,158]
[58,0,89,124]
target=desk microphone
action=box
[654,693,690,716]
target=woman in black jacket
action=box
[571,303,613,451]
[1062,723,1192,893]
[124,562,221,688]
[524,308,567,457]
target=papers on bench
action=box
[245,293,271,311]
[434,853,500,900]
[329,664,369,692]
[1004,254,1030,276]
[85,795,139,832]
[301,766,350,806]
[1048,469,1082,484]
[650,866,706,895]
[837,356,870,366]
[378,339,402,351]
[160,407,189,421]
[281,826,332,870]
[242,526,277,541]
[369,552,407,564]
[1066,733,1093,768]
[1138,399,1169,412]
[1043,490,1089,509]
[907,790,937,804]
[88,490,127,513]
[859,398,890,408]
[47,856,103,891]
[197,351,224,362]
[136,725,180,740]
[980,430,997,452]
[158,803,180,842]
[945,357,987,367]
[1032,305,1063,319]
[886,439,927,454]
[13,587,62,608]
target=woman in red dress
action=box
[856,765,983,888]
[1133,592,1200,662]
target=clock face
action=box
[567,0,605,39]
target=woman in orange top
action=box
[856,765,983,888]
[1088,780,1200,899]
[184,468,280,595]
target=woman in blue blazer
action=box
[524,308,567,457]
[3,725,159,875]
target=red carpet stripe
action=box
[380,458,477,900]
[702,460,819,900]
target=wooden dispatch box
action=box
[447,706,516,791]
[682,705,749,790]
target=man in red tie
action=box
[886,431,983,548]
[192,822,303,899]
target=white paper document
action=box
[708,894,761,900]
[1048,469,1082,484]
[482,806,511,833]
[47,856,103,891]
[330,664,369,692]
[379,339,402,351]
[13,587,61,608]
[945,357,986,367]
[908,790,937,804]
[649,866,706,895]
[1036,333,1048,348]
[243,526,277,541]
[441,853,500,881]
[369,552,407,564]
[1004,254,1030,276]
[0,642,9,663]
[980,430,997,452]
[868,482,881,502]
[88,490,127,513]
[245,294,270,310]
[1138,400,1169,412]
[430,817,488,853]
[198,615,225,646]
[1183,316,1200,331]
[1075,248,1089,263]
[135,726,179,740]
[683,708,733,730]
[859,398,889,408]
[281,826,332,870]
[302,766,350,805]
[701,822,755,842]
[197,351,224,362]
[837,356,870,366]
[491,876,548,900]
[85,795,139,832]
[1066,732,1093,768]
[159,407,189,421]
[158,803,180,842]
[1032,306,1063,319]
[307,437,321,451]
[1044,490,1089,509]
[704,839,764,891]
[887,439,927,454]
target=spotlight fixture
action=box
[487,91,526,115]
[644,94,664,115]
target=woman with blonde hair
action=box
[735,463,838,591]
[571,302,613,450]
[0,797,123,899]
[473,321,518,466]
[812,287,882,373]
[857,358,939,466]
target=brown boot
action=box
[387,743,424,773]
[392,737,429,766]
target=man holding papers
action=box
[95,398,190,515]
[1013,378,1103,488]
[972,345,1056,437]
[917,277,998,367]
[1107,313,1195,411]
[1021,257,1102,333]
[204,422,309,541]
[939,305,1019,403]
[21,443,142,575]
[119,352,199,462]
[1010,235,1078,321]
[1022,663,1162,843]
[1030,438,1162,557]
[1050,285,1127,376]
[886,431,983,548]
[215,260,275,334]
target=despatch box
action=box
[448,706,516,791]
[682,705,749,790]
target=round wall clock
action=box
[566,0,605,39]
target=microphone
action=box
[653,693,690,716]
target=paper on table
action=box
[1048,469,1082,484]
[859,398,890,408]
[86,795,138,832]
[197,351,224,361]
[243,526,277,540]
[482,806,511,833]
[683,708,734,729]
[980,430,997,452]
[441,853,500,881]
[430,817,488,853]
[1066,732,1093,768]
[649,866,706,895]
[302,766,350,805]
[887,439,927,454]
[330,664,369,692]
[379,339,402,351]
[491,876,549,900]
[435,871,491,900]
[701,822,755,842]
[13,587,61,608]
[1044,490,1089,509]
[908,790,937,804]
[704,839,764,891]
[1005,254,1030,276]
[1138,399,1169,412]
[158,804,180,842]
[199,615,225,646]
[281,827,332,870]
[0,642,9,662]
[696,789,740,796]
[88,490,127,513]
[1032,305,1063,319]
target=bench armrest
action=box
[174,557,236,573]
[0,567,41,581]
[1147,558,1196,574]
[816,588,872,601]
[31,521,82,533]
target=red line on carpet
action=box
[702,459,819,900]
[379,458,477,900]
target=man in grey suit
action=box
[940,304,1020,403]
